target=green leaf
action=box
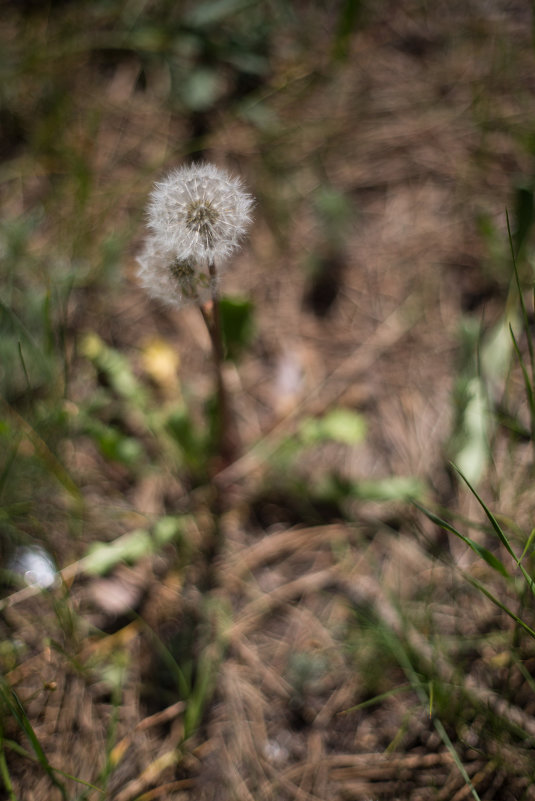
[180,69,223,112]
[184,0,258,27]
[219,296,255,360]
[480,314,517,385]
[452,376,490,485]
[166,404,208,474]
[81,334,148,406]
[153,516,185,547]
[299,409,367,445]
[314,474,425,505]
[92,424,144,466]
[84,530,152,575]
[349,475,424,502]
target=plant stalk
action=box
[199,263,239,469]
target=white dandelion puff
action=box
[8,546,58,589]
[136,235,217,309]
[136,163,252,461]
[146,162,253,267]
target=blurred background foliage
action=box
[0,0,374,562]
[2,0,535,617]
[3,1,535,798]
[2,0,535,605]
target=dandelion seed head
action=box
[8,546,58,589]
[169,257,196,284]
[185,199,219,248]
[136,236,216,309]
[147,162,253,265]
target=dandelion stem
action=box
[199,263,238,468]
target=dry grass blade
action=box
[114,750,181,801]
[229,568,337,639]
[223,524,348,586]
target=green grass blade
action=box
[183,643,222,741]
[465,575,535,640]
[340,683,412,714]
[80,668,124,800]
[0,396,82,503]
[506,208,535,377]
[520,528,535,564]
[17,342,31,392]
[50,768,103,793]
[0,751,17,801]
[2,740,31,759]
[1,685,68,799]
[2,736,103,795]
[432,716,482,801]
[381,627,482,801]
[0,301,47,365]
[0,437,22,501]
[134,615,191,700]
[513,653,535,697]
[509,324,535,440]
[452,464,535,594]
[0,718,18,801]
[450,465,516,557]
[414,502,510,577]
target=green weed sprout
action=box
[137,162,253,465]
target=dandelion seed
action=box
[147,162,253,267]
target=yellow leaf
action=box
[142,339,181,396]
